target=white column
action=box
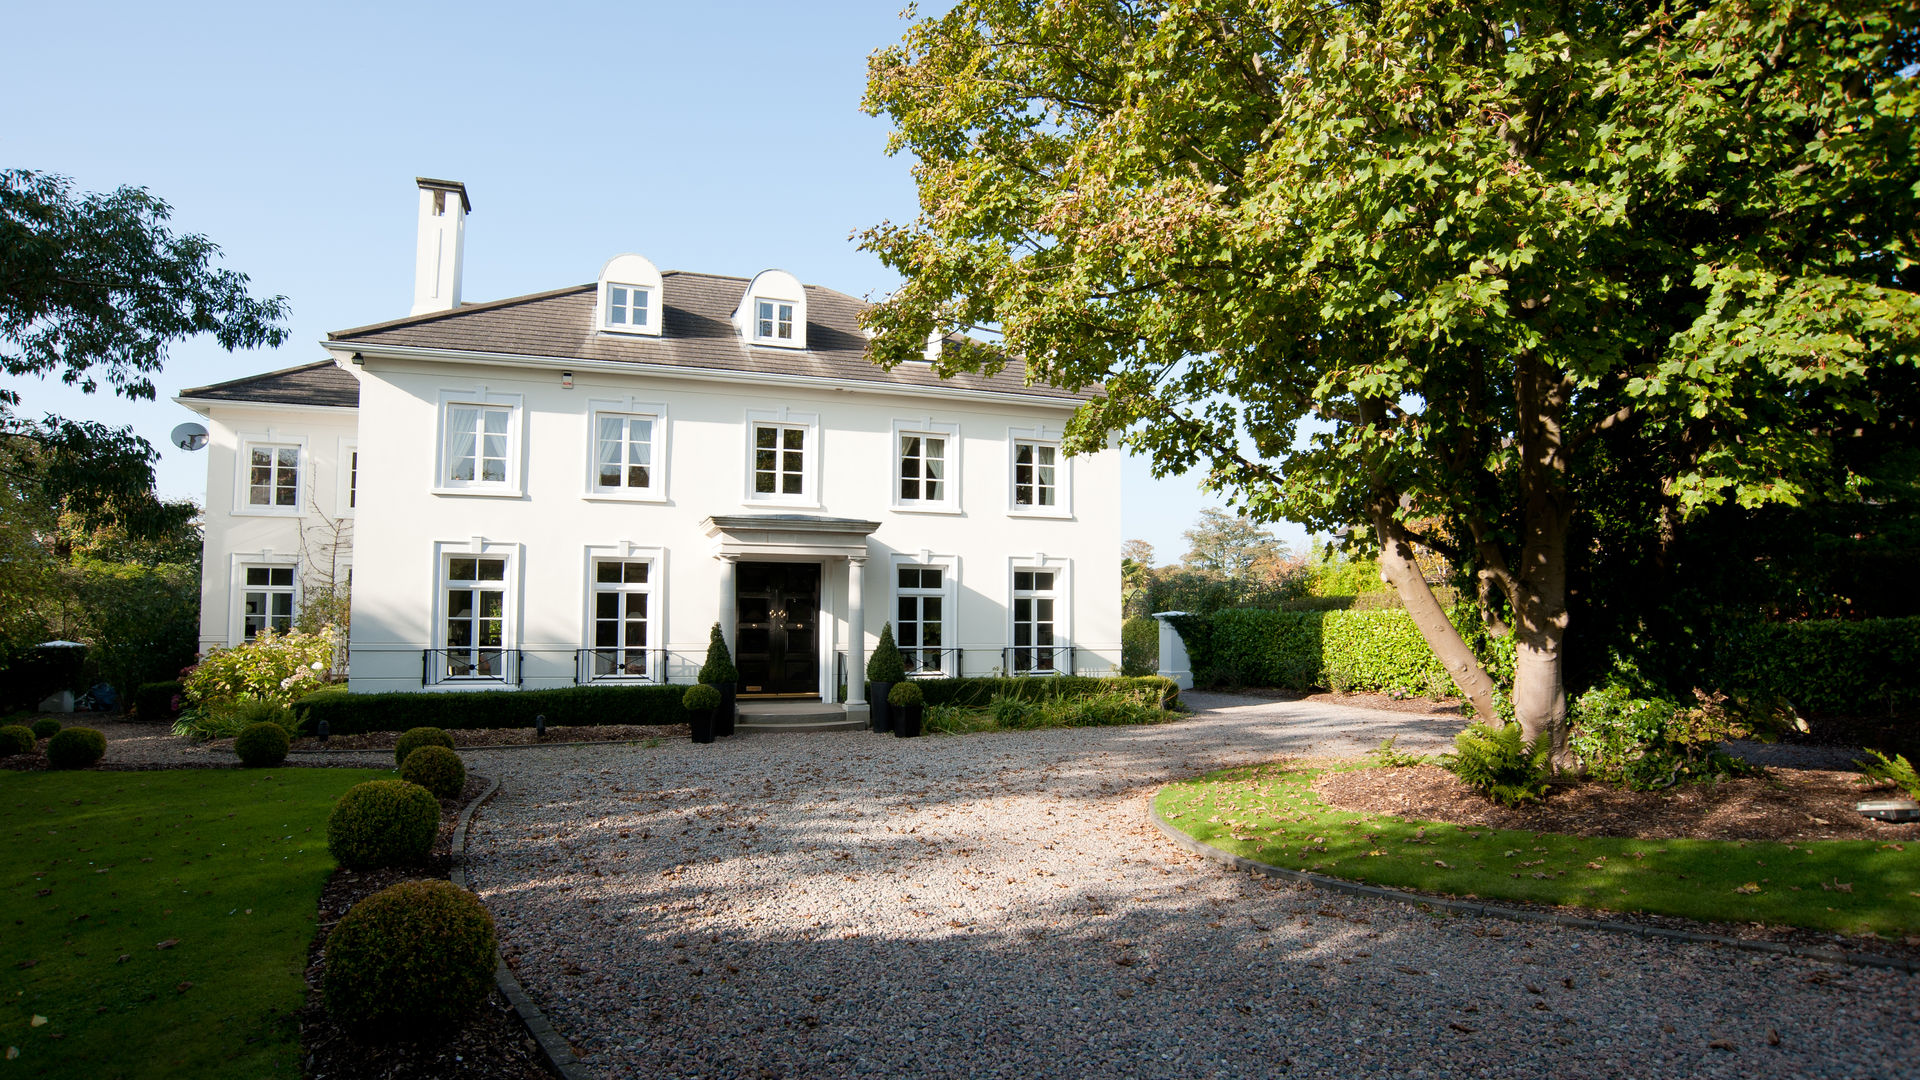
[846,555,867,706]
[717,554,738,655]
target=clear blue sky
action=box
[2,0,1309,564]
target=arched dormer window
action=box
[597,254,664,337]
[732,269,807,350]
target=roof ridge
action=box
[177,358,344,398]
[328,284,594,341]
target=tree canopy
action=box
[862,0,1919,756]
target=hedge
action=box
[1176,607,1498,698]
[1710,616,1920,717]
[917,675,1179,710]
[296,684,689,736]
[132,680,183,722]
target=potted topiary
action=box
[867,623,907,733]
[698,623,739,737]
[683,683,721,744]
[889,680,924,738]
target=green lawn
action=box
[1156,763,1920,938]
[1,768,388,1079]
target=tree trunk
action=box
[1511,352,1575,768]
[1370,508,1501,722]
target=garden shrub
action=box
[175,698,298,741]
[1441,723,1551,807]
[133,680,184,722]
[399,745,467,800]
[394,726,455,768]
[1173,606,1510,706]
[181,627,338,709]
[45,727,106,770]
[698,623,738,685]
[1121,615,1158,677]
[322,879,497,1041]
[298,684,688,736]
[682,683,721,711]
[1857,749,1920,801]
[867,623,908,684]
[1710,616,1920,719]
[1570,683,1756,790]
[30,718,60,740]
[326,780,440,869]
[233,721,290,767]
[888,681,923,708]
[0,725,34,756]
[917,675,1179,710]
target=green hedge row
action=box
[1710,616,1920,717]
[916,675,1180,710]
[296,684,690,736]
[1175,607,1498,698]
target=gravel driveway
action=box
[463,696,1916,1080]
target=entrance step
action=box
[735,700,871,734]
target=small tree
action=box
[698,623,737,685]
[867,623,907,684]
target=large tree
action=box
[861,0,1919,760]
[1,169,289,528]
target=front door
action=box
[735,562,820,696]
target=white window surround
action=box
[1008,425,1073,518]
[337,438,359,517]
[427,539,522,690]
[733,269,808,350]
[580,543,667,683]
[227,552,300,646]
[1006,555,1073,675]
[890,417,962,514]
[232,432,308,517]
[583,398,669,502]
[742,406,821,508]
[595,253,664,337]
[890,551,958,677]
[432,387,525,497]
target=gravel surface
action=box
[463,695,1918,1080]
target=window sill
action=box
[890,503,963,516]
[742,497,821,510]
[231,506,302,518]
[583,491,668,504]
[1007,508,1074,520]
[432,485,525,499]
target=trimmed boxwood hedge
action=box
[917,675,1179,709]
[1175,607,1508,699]
[296,684,690,736]
[1710,616,1920,717]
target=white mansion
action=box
[178,179,1121,715]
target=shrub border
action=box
[1148,786,1915,974]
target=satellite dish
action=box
[171,422,209,451]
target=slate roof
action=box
[327,271,1092,403]
[177,360,359,408]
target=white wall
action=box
[193,401,360,653]
[338,355,1121,694]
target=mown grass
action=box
[0,768,388,1079]
[1156,763,1920,938]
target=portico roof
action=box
[701,515,881,560]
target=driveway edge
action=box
[450,773,595,1080]
[1148,788,1915,975]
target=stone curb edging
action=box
[1148,790,1917,976]
[290,737,671,757]
[448,774,594,1080]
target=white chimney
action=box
[410,177,470,315]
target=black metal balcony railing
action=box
[1004,645,1075,676]
[574,648,669,685]
[421,647,521,686]
[902,646,963,676]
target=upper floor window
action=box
[734,269,807,349]
[756,300,794,342]
[435,389,524,496]
[247,444,300,509]
[597,254,664,337]
[893,418,961,513]
[1008,427,1073,517]
[596,414,656,492]
[347,448,358,508]
[744,407,820,506]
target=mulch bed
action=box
[300,776,556,1080]
[292,723,686,753]
[1316,764,1920,843]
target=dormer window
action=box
[756,299,794,341]
[607,285,651,329]
[596,253,664,337]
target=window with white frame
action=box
[442,555,508,679]
[241,565,295,640]
[900,433,947,503]
[1012,440,1057,509]
[437,393,522,494]
[593,413,657,493]
[1010,568,1060,673]
[245,443,300,509]
[604,284,652,331]
[752,423,807,497]
[896,565,948,674]
[588,559,651,679]
[754,299,795,342]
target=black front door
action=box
[735,562,820,696]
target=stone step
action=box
[735,718,870,734]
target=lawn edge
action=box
[1148,783,1918,975]
[448,773,593,1080]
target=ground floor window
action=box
[589,559,651,678]
[443,555,507,678]
[1011,569,1058,673]
[895,565,945,674]
[242,565,294,640]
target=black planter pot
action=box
[893,703,923,738]
[690,709,716,744]
[717,684,737,737]
[867,682,894,733]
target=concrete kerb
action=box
[290,737,670,757]
[1147,788,1917,976]
[448,773,594,1080]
